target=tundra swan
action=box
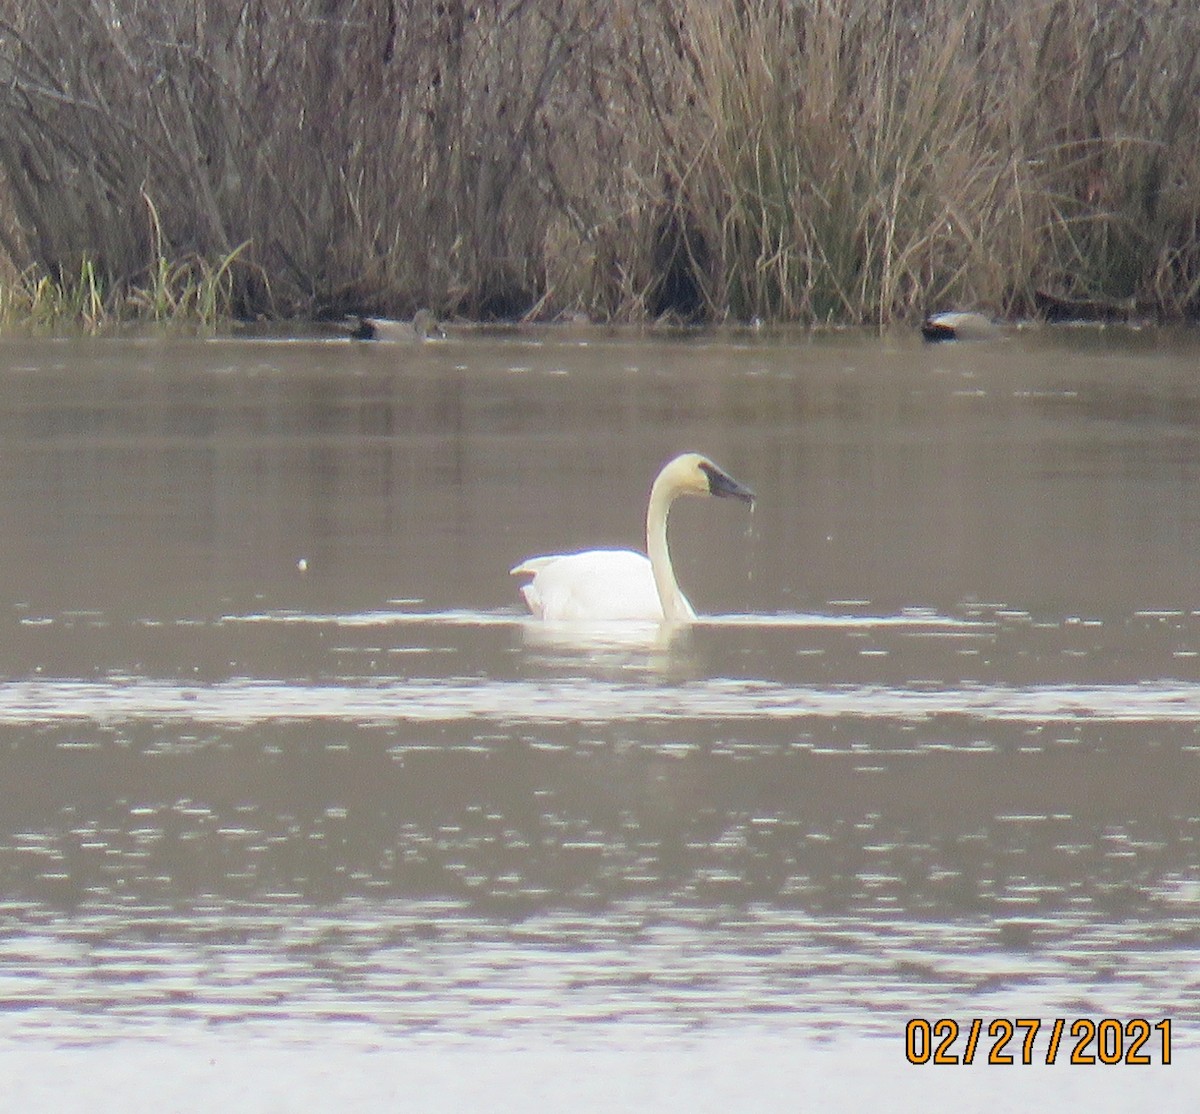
[920,311,1002,342]
[510,453,754,623]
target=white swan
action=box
[510,452,754,623]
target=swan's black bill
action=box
[700,461,755,504]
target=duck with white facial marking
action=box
[510,452,755,623]
[920,311,1002,342]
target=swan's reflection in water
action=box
[516,616,691,675]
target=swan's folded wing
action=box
[510,549,664,621]
[509,556,558,577]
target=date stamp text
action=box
[905,1018,1171,1066]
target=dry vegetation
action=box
[0,0,1197,327]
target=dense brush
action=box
[0,0,1196,327]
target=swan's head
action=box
[656,452,755,505]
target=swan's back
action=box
[510,549,694,622]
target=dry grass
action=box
[0,0,1197,327]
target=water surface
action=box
[0,326,1197,1107]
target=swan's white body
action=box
[511,453,753,624]
[512,549,693,623]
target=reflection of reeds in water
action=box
[0,1,1197,328]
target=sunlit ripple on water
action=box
[5,602,1200,1050]
[1,676,1199,727]
[221,606,988,629]
[1,897,1197,1045]
[3,606,1199,726]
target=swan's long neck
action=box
[646,474,691,622]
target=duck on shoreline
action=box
[920,311,1003,342]
[344,308,446,342]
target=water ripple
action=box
[0,676,1197,725]
[219,608,987,630]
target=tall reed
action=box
[0,0,1196,325]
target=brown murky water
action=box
[1,326,1198,1108]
